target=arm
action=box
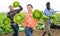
[14,5,23,14]
[52,9,55,15]
[16,5,23,12]
[7,12,13,19]
[43,10,46,15]
[7,12,10,18]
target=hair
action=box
[9,5,13,8]
[27,4,33,8]
[46,2,50,5]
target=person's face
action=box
[9,6,14,11]
[27,6,32,11]
[46,4,50,9]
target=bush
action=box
[0,13,25,34]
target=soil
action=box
[0,29,60,36]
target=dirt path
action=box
[0,29,60,36]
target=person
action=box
[23,4,39,36]
[7,5,23,36]
[42,2,55,36]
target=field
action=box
[0,12,60,36]
[0,29,60,36]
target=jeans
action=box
[25,27,33,36]
[11,24,19,36]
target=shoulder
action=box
[44,8,47,11]
[15,9,18,11]
[7,12,10,14]
[50,8,54,11]
[44,8,47,13]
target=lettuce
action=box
[32,9,43,20]
[13,1,20,8]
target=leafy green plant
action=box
[13,1,20,8]
[14,13,25,25]
[32,9,43,20]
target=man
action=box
[7,5,23,36]
[42,2,55,36]
[23,4,39,36]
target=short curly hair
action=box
[27,4,33,8]
[46,2,50,5]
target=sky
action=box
[0,0,60,12]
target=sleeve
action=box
[7,12,13,19]
[52,9,55,15]
[15,5,23,13]
[43,9,46,15]
[7,12,10,18]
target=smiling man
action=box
[7,5,23,36]
[23,4,39,36]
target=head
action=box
[9,5,14,11]
[46,2,50,9]
[27,4,33,12]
